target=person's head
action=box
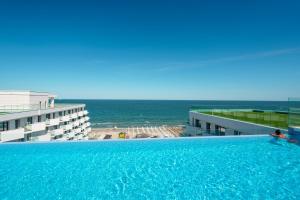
[275,129,281,135]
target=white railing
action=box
[80,118,85,124]
[46,118,60,126]
[63,124,73,131]
[82,124,87,129]
[71,113,78,119]
[0,128,25,142]
[0,103,85,113]
[85,116,90,121]
[78,111,84,117]
[86,122,91,127]
[83,130,88,135]
[50,128,64,137]
[83,110,88,115]
[60,115,70,122]
[68,132,76,138]
[25,122,46,132]
[73,121,80,127]
[74,128,81,134]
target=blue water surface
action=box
[0,136,300,199]
[57,99,297,127]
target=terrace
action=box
[193,109,288,129]
[0,103,85,115]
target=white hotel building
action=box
[0,91,91,142]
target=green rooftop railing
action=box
[190,107,288,129]
[288,98,300,128]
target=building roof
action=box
[0,90,56,97]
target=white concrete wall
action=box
[0,92,30,107]
[0,91,49,108]
[29,94,49,108]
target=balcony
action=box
[56,137,67,141]
[63,124,73,131]
[86,122,91,127]
[46,118,60,126]
[73,121,80,127]
[82,124,87,129]
[0,128,25,142]
[70,113,78,119]
[25,122,46,132]
[80,118,85,124]
[86,127,91,133]
[74,128,81,134]
[68,132,76,139]
[60,115,70,122]
[50,128,64,137]
[85,116,90,121]
[78,111,84,117]
[83,130,89,135]
[83,110,88,115]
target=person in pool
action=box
[270,129,299,144]
[271,129,286,139]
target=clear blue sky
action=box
[0,0,299,100]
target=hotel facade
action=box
[0,91,91,142]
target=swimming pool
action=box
[0,136,299,199]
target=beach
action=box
[88,126,183,140]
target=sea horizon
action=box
[57,98,292,102]
[57,99,297,128]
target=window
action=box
[68,110,71,114]
[46,114,51,119]
[27,117,33,124]
[195,119,201,128]
[206,123,211,130]
[38,116,42,122]
[52,113,55,118]
[0,121,9,132]
[64,111,66,116]
[15,120,20,129]
[59,112,62,117]
[234,131,241,135]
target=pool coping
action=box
[0,134,270,145]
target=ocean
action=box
[57,100,296,128]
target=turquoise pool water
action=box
[0,137,300,199]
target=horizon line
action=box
[56,98,291,102]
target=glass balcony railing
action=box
[288,98,300,128]
[190,105,289,129]
[0,103,85,114]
